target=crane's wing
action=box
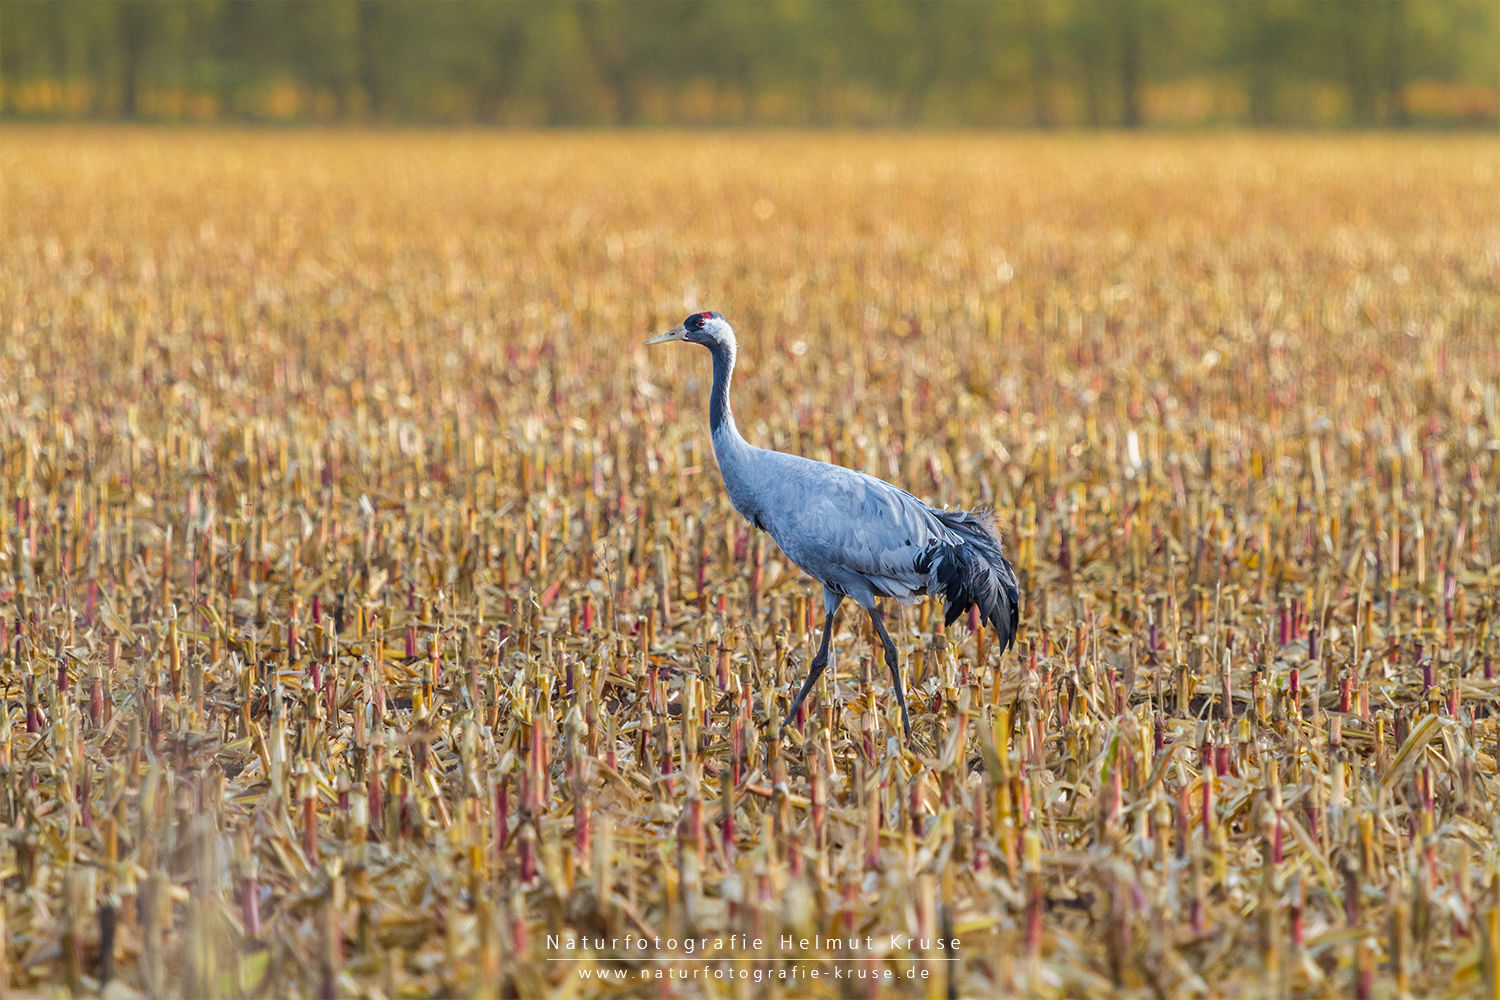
[757,455,961,603]
[755,452,1020,649]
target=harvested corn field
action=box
[3,128,1500,998]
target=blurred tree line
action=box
[2,0,1497,127]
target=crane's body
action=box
[648,311,1019,738]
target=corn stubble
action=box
[2,129,1500,998]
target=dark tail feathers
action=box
[926,508,1020,652]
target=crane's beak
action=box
[645,324,688,346]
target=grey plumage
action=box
[646,311,1020,738]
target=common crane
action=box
[646,311,1020,739]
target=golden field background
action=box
[2,128,1500,997]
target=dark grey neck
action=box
[708,338,737,436]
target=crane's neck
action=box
[704,333,763,523]
[707,337,743,445]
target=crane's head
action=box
[646,311,732,349]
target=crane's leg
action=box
[783,590,842,734]
[867,608,911,739]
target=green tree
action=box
[2,0,1496,127]
[1024,0,1058,127]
